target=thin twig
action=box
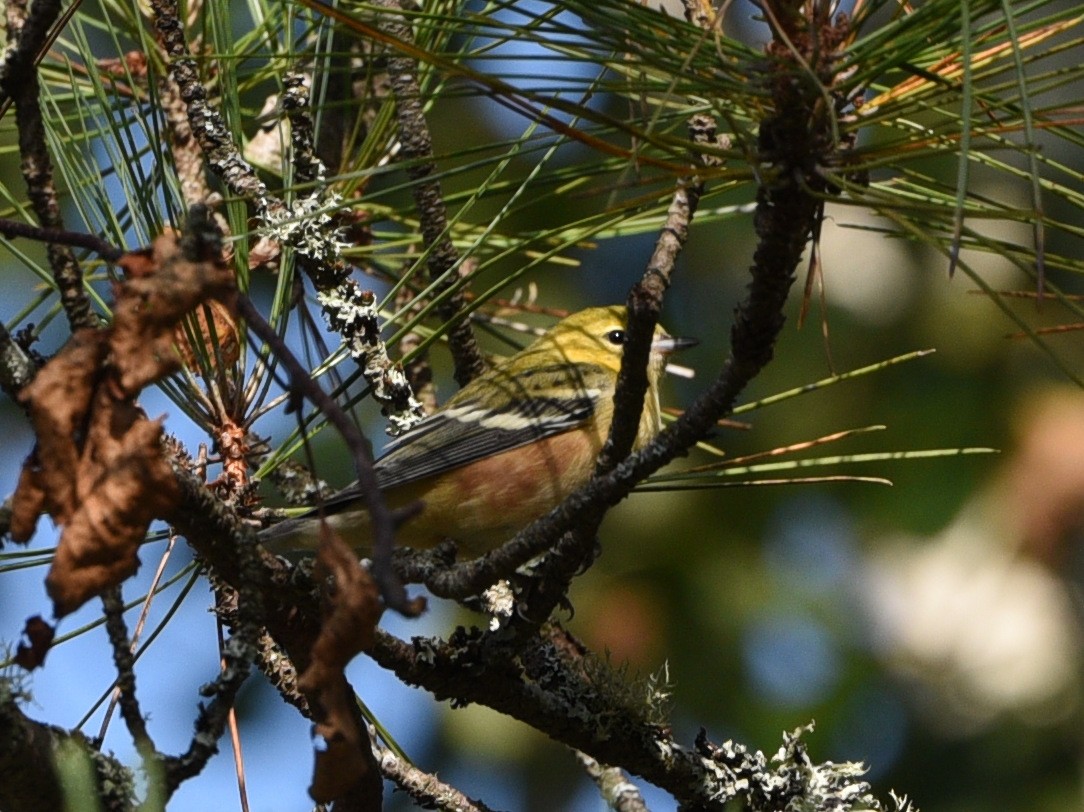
[498,114,726,625]
[376,744,505,812]
[99,535,178,743]
[217,617,251,812]
[0,217,124,262]
[101,587,157,757]
[160,625,255,794]
[1,0,98,331]
[158,531,260,796]
[601,113,724,474]
[577,752,650,812]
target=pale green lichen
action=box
[315,283,426,437]
[258,193,345,264]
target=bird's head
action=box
[537,306,698,379]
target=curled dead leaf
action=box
[9,453,48,544]
[113,232,234,395]
[45,392,179,618]
[11,230,232,617]
[13,615,56,671]
[297,530,384,805]
[14,330,108,531]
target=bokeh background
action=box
[4,1,1084,810]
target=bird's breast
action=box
[396,425,604,555]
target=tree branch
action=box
[151,0,425,436]
[377,744,505,812]
[504,113,728,628]
[101,587,157,758]
[0,682,136,812]
[149,0,274,210]
[374,0,485,386]
[281,70,327,186]
[599,113,724,475]
[1,0,97,331]
[577,752,649,812]
[0,321,36,399]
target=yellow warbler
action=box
[261,306,695,557]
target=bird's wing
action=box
[317,363,605,512]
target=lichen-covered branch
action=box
[0,681,136,812]
[315,283,427,437]
[377,744,503,812]
[0,321,35,399]
[101,587,157,758]
[374,0,485,386]
[577,753,649,812]
[281,70,327,186]
[150,0,274,210]
[368,627,907,811]
[250,626,309,715]
[159,72,213,208]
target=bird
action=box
[260,306,696,558]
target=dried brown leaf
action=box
[11,231,231,616]
[297,531,384,806]
[15,330,108,527]
[113,233,234,395]
[9,455,47,544]
[45,394,179,618]
[13,615,55,671]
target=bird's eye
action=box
[605,329,626,346]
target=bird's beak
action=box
[652,334,699,355]
[653,334,698,379]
